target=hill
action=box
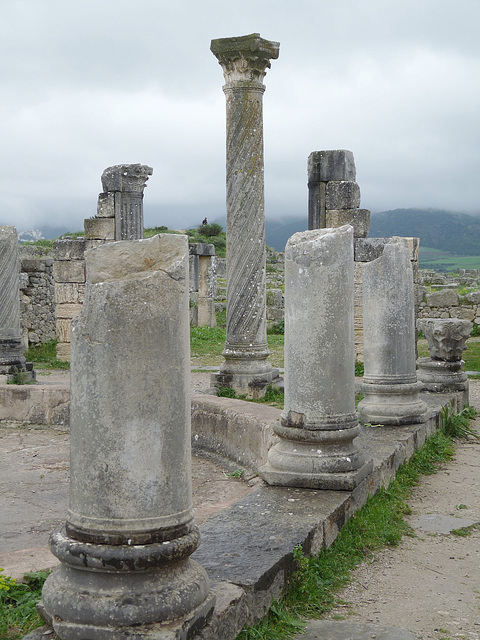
[369,208,480,256]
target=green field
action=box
[419,246,480,271]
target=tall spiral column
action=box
[0,226,33,381]
[211,33,280,397]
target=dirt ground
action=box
[324,381,480,640]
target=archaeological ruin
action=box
[0,32,477,640]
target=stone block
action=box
[53,238,85,261]
[266,288,284,307]
[55,283,83,304]
[84,217,115,241]
[21,259,45,273]
[53,260,85,284]
[354,238,388,262]
[189,243,216,256]
[326,209,370,238]
[56,318,72,343]
[450,307,475,320]
[266,307,284,323]
[56,342,70,361]
[55,303,83,319]
[426,289,459,307]
[325,181,360,210]
[97,192,115,218]
[84,239,107,252]
[466,291,480,304]
[308,150,356,183]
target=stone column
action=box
[357,237,428,426]
[417,318,471,398]
[0,226,34,382]
[210,33,280,398]
[100,163,153,241]
[41,234,214,640]
[308,150,370,238]
[261,226,372,490]
[189,243,217,327]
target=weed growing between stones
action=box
[25,339,69,370]
[0,569,50,640]
[440,405,479,439]
[236,428,456,640]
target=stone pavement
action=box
[1,372,476,640]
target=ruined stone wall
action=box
[19,257,56,348]
[418,288,480,325]
[53,238,86,361]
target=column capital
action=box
[101,164,153,193]
[211,33,279,86]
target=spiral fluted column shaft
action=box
[0,226,26,374]
[211,33,280,396]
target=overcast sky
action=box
[1,0,480,235]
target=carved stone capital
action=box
[101,164,153,193]
[211,33,279,86]
[417,318,472,361]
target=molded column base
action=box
[211,363,280,399]
[260,419,373,490]
[417,357,469,393]
[40,526,214,640]
[357,380,429,426]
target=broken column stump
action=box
[41,234,214,640]
[260,226,372,490]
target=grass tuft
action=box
[0,569,50,640]
[440,405,479,439]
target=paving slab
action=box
[294,620,417,640]
[410,513,477,534]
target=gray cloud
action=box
[1,0,479,234]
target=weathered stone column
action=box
[210,33,280,398]
[0,226,34,382]
[261,226,372,489]
[100,163,152,241]
[417,318,471,398]
[357,237,428,426]
[190,243,217,327]
[41,234,214,639]
[308,150,370,238]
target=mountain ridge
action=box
[260,208,480,254]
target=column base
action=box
[260,458,373,491]
[260,419,373,490]
[41,525,214,640]
[0,361,35,384]
[357,380,429,426]
[211,365,280,399]
[417,357,469,392]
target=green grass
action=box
[0,570,49,640]
[419,247,480,271]
[236,429,456,640]
[25,340,69,370]
[440,405,479,439]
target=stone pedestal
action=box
[261,226,372,490]
[0,226,34,382]
[210,33,280,398]
[190,243,216,328]
[417,318,472,394]
[101,163,153,241]
[40,234,214,639]
[357,238,428,426]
